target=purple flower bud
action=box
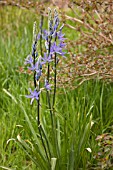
[36,52,38,57]
[39,62,42,70]
[42,30,48,41]
[32,44,36,51]
[32,50,35,57]
[49,20,53,32]
[37,33,40,41]
[44,79,51,90]
[56,57,60,64]
[54,18,59,31]
[40,19,43,29]
[57,31,65,41]
[35,69,42,81]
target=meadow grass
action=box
[0,5,113,170]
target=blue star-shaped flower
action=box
[28,62,38,71]
[41,53,53,65]
[28,57,42,73]
[24,55,33,65]
[57,31,65,41]
[50,42,66,57]
[26,89,41,105]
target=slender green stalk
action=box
[40,15,43,57]
[47,91,54,128]
[40,124,52,159]
[47,37,52,81]
[53,54,57,107]
[100,83,104,133]
[52,35,57,108]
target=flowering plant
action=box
[25,8,66,106]
[19,8,66,169]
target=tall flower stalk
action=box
[24,8,66,168]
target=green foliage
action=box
[0,5,113,170]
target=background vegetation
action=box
[0,1,113,169]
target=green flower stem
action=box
[40,15,43,57]
[52,35,57,108]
